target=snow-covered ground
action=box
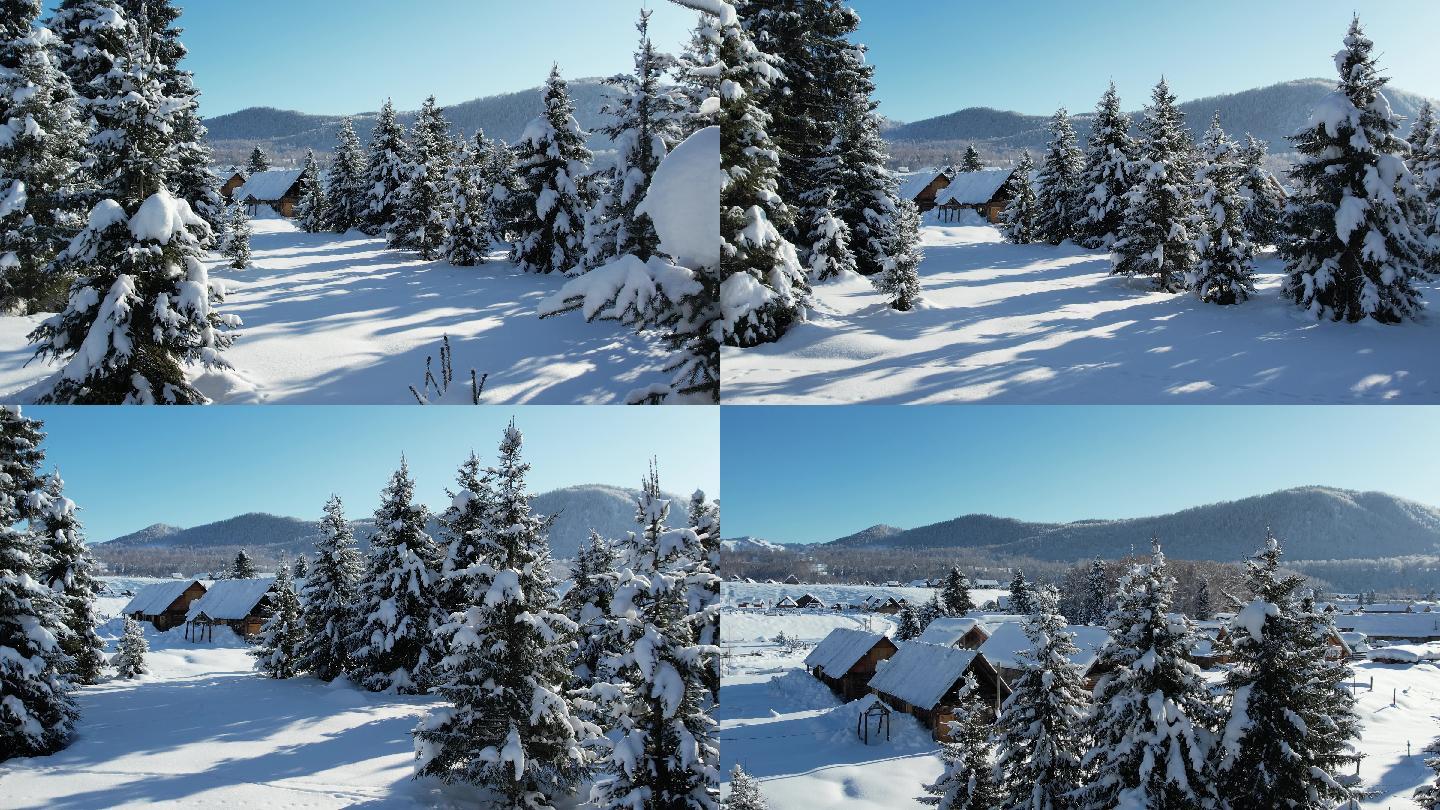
[0,215,672,404]
[721,224,1440,404]
[722,610,1440,809]
[0,578,520,808]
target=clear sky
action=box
[850,1,1440,122]
[723,406,1440,544]
[23,406,718,542]
[40,1,699,117]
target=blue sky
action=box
[40,1,698,117]
[850,1,1440,122]
[723,406,1440,544]
[24,406,718,542]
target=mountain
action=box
[829,524,906,546]
[204,79,618,167]
[722,537,789,553]
[819,487,1440,564]
[98,483,692,562]
[883,79,1439,168]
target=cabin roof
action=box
[1331,613,1440,639]
[978,621,1110,672]
[122,580,203,616]
[895,168,944,201]
[185,578,274,621]
[934,168,1013,206]
[235,169,305,202]
[914,616,987,647]
[868,641,981,710]
[804,627,891,677]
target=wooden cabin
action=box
[121,580,207,631]
[804,628,899,700]
[783,574,801,585]
[220,171,247,200]
[184,578,276,641]
[895,168,953,213]
[773,595,799,610]
[914,616,993,650]
[795,593,825,609]
[227,168,309,217]
[872,597,905,615]
[978,621,1111,688]
[867,642,1009,741]
[933,168,1017,223]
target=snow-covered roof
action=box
[894,168,944,201]
[972,579,1000,588]
[122,580,202,616]
[933,169,1014,206]
[868,641,981,710]
[185,578,275,621]
[1331,613,1440,640]
[803,627,891,677]
[978,621,1110,673]
[914,617,987,647]
[235,169,305,203]
[1361,602,1413,613]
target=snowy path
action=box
[721,225,1440,404]
[0,216,671,404]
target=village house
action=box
[773,595,799,610]
[121,579,207,631]
[972,578,1001,589]
[870,596,905,615]
[1332,612,1440,645]
[184,578,277,641]
[978,621,1112,688]
[866,642,1009,741]
[804,627,900,700]
[894,168,953,213]
[783,574,801,585]
[222,168,310,217]
[932,168,1016,223]
[914,616,1001,650]
[794,593,826,609]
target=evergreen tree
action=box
[325,117,369,233]
[1412,116,1440,271]
[230,550,255,579]
[562,530,619,685]
[921,675,1000,810]
[726,764,768,810]
[1079,557,1109,625]
[390,96,452,259]
[247,146,271,174]
[0,0,88,315]
[896,602,921,640]
[442,135,490,267]
[298,495,362,682]
[1279,17,1429,323]
[1077,82,1138,249]
[1007,571,1034,615]
[414,424,587,803]
[434,452,493,617]
[34,473,104,685]
[960,145,983,173]
[1238,135,1285,247]
[1194,578,1214,621]
[482,138,521,244]
[802,182,858,282]
[167,107,224,237]
[940,567,974,617]
[291,554,306,580]
[362,99,410,237]
[111,616,147,679]
[1417,738,1440,810]
[295,150,328,234]
[875,198,923,311]
[720,3,806,345]
[47,0,124,138]
[1035,108,1086,245]
[252,558,303,679]
[1001,151,1040,244]
[1111,79,1201,293]
[1079,541,1220,810]
[992,587,1089,810]
[830,24,902,281]
[222,193,251,269]
[1411,101,1437,175]
[1191,114,1256,305]
[350,459,445,694]
[1212,532,1359,810]
[508,66,592,274]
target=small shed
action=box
[867,642,1008,741]
[122,580,207,631]
[914,616,993,650]
[978,621,1111,687]
[932,168,1016,223]
[872,597,904,615]
[231,169,308,217]
[804,627,900,700]
[774,595,799,610]
[795,593,826,609]
[184,577,276,641]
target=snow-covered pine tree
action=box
[508,66,592,274]
[720,2,806,345]
[832,46,901,281]
[167,107,224,237]
[363,99,410,238]
[1000,151,1040,244]
[875,198,923,311]
[920,674,1000,810]
[585,10,684,269]
[1413,114,1440,271]
[414,424,587,803]
[1417,738,1440,810]
[673,4,720,137]
[252,557,303,679]
[1279,17,1430,323]
[1035,108,1086,245]
[1079,557,1109,625]
[0,407,76,759]
[1239,135,1285,247]
[918,593,944,630]
[587,461,720,810]
[1191,114,1256,305]
[1412,101,1437,176]
[801,163,859,282]
[482,138,521,243]
[562,530,618,685]
[34,473,105,685]
[47,0,124,130]
[1193,578,1213,621]
[1077,82,1137,249]
[1111,78,1201,293]
[350,459,445,694]
[247,146,271,174]
[292,554,306,579]
[896,602,921,640]
[222,193,251,269]
[442,135,490,267]
[688,489,721,572]
[434,452,493,618]
[992,587,1089,810]
[1006,570,1033,615]
[940,567,973,617]
[726,764,768,810]
[0,0,88,315]
[295,150,328,234]
[231,550,255,580]
[111,616,146,679]
[390,96,452,259]
[1079,540,1220,810]
[298,494,363,682]
[960,145,983,173]
[325,117,369,233]
[1212,531,1359,810]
